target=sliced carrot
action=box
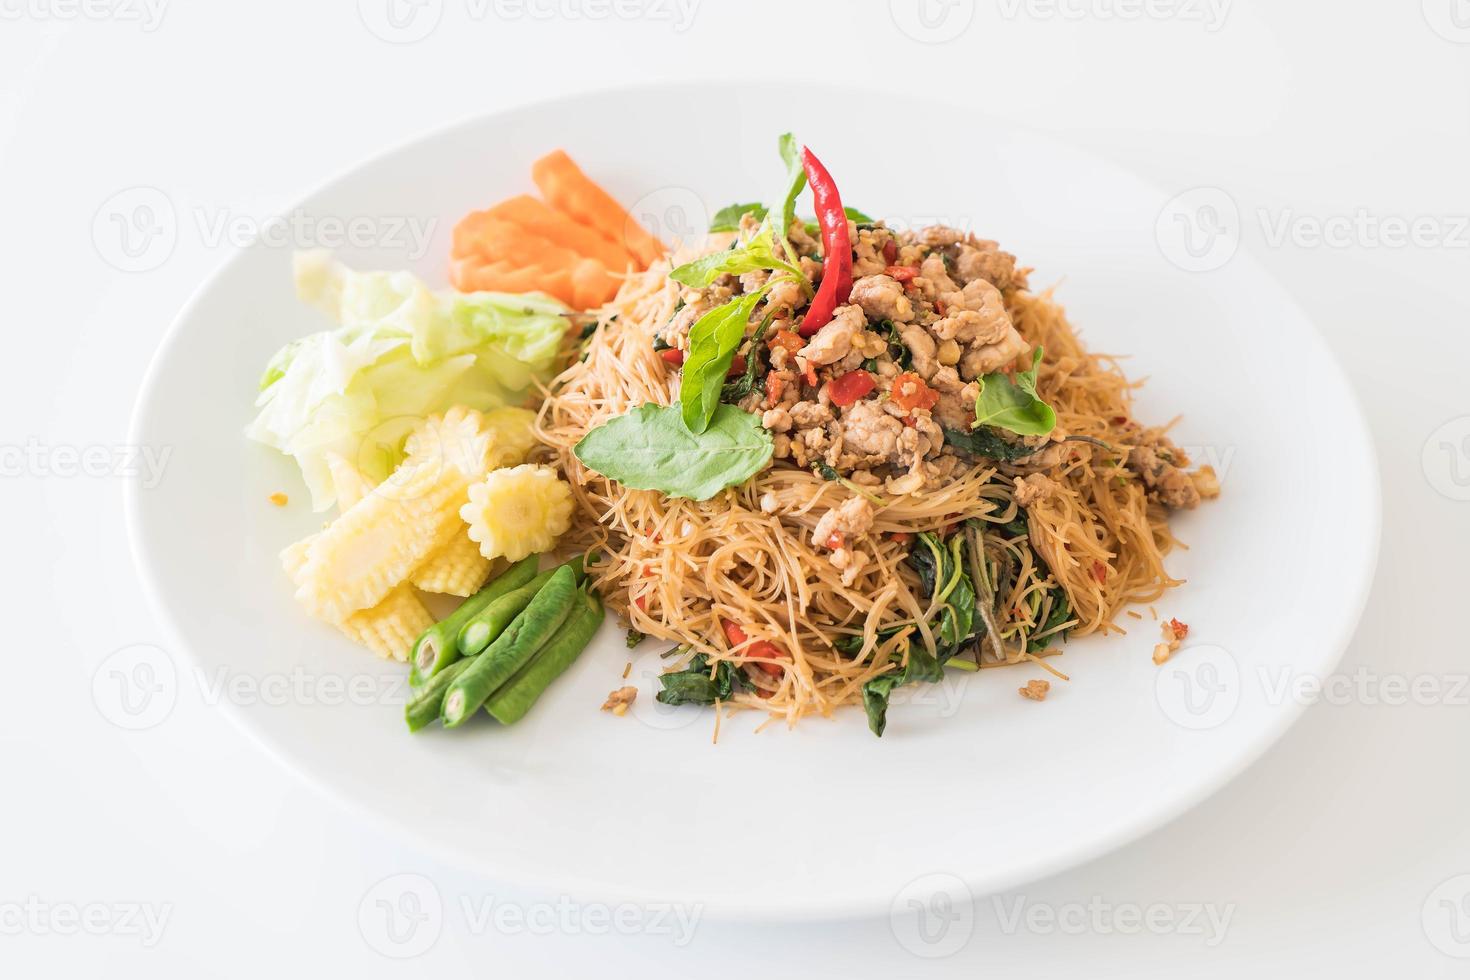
[531,149,665,269]
[570,256,619,310]
[450,258,575,305]
[487,195,636,273]
[454,218,617,310]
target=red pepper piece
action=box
[797,146,853,336]
[721,618,784,675]
[658,348,684,367]
[885,265,919,283]
[827,370,876,407]
[882,239,898,264]
[727,354,746,377]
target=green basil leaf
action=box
[680,288,767,433]
[668,220,801,288]
[844,206,874,223]
[973,347,1057,437]
[774,132,808,244]
[655,652,739,705]
[573,403,774,501]
[941,425,1036,461]
[709,202,767,233]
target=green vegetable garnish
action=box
[709,202,767,232]
[680,288,769,433]
[972,347,1057,437]
[655,652,739,705]
[573,403,774,501]
[772,132,807,249]
[668,220,803,289]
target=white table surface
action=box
[5,1,1469,974]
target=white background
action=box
[4,0,1469,974]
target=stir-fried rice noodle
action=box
[536,257,1187,726]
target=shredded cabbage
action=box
[247,250,569,511]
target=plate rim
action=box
[124,80,1383,922]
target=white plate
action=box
[127,83,1379,920]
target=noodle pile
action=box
[536,261,1187,727]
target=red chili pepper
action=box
[827,370,876,407]
[721,618,747,646]
[1168,618,1190,640]
[934,299,946,316]
[885,265,919,283]
[634,594,648,612]
[1091,561,1108,584]
[797,146,852,336]
[727,354,747,377]
[882,239,898,264]
[747,641,785,676]
[888,531,913,546]
[802,360,818,386]
[658,348,684,367]
[721,618,784,675]
[826,531,844,549]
